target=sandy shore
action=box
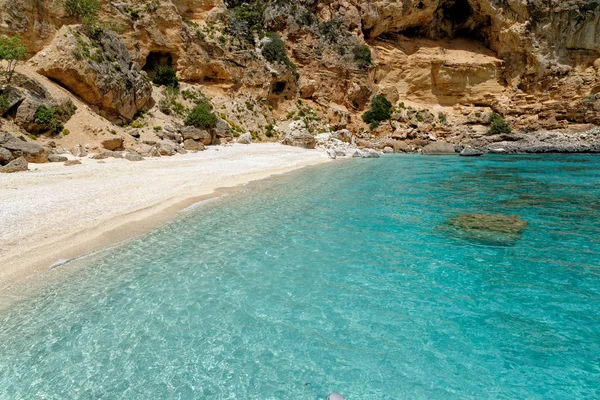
[0,144,330,291]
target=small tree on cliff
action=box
[362,95,393,129]
[0,35,28,85]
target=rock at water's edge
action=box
[423,141,455,155]
[460,147,485,157]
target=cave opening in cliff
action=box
[445,0,472,26]
[395,0,493,50]
[272,81,287,94]
[142,51,174,74]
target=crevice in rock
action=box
[142,51,175,74]
[392,0,494,50]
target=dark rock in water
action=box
[423,141,455,155]
[460,147,485,157]
[444,212,528,245]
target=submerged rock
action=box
[444,212,528,245]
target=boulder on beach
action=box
[238,132,252,144]
[0,133,48,163]
[0,147,14,165]
[444,212,528,245]
[64,160,82,166]
[183,139,205,151]
[182,127,212,145]
[423,141,455,155]
[0,157,28,173]
[48,154,68,163]
[101,138,124,151]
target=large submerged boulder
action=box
[31,25,153,124]
[444,212,528,245]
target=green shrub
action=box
[0,35,28,84]
[153,126,163,131]
[65,0,100,19]
[353,45,372,69]
[184,100,217,129]
[265,123,276,137]
[34,105,64,134]
[159,87,186,117]
[62,128,71,135]
[488,113,512,135]
[319,19,344,44]
[0,94,9,110]
[65,0,100,28]
[152,65,179,88]
[362,95,392,129]
[262,33,294,69]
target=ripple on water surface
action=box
[1,154,599,399]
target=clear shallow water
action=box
[1,155,600,399]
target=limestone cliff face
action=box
[1,0,599,150]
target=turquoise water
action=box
[1,155,600,399]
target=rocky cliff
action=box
[1,0,599,161]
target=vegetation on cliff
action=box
[0,35,27,84]
[363,95,393,129]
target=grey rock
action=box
[460,147,485,157]
[136,144,161,157]
[214,117,233,139]
[352,149,380,158]
[33,26,153,123]
[127,129,140,138]
[238,132,252,144]
[101,137,124,151]
[90,151,114,160]
[422,141,455,155]
[125,153,144,161]
[181,127,212,145]
[64,160,82,166]
[156,142,176,156]
[282,132,316,149]
[382,146,394,154]
[0,147,14,165]
[183,139,205,151]
[0,157,28,173]
[48,154,68,162]
[0,132,48,163]
[327,149,337,159]
[331,129,352,143]
[71,144,87,157]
